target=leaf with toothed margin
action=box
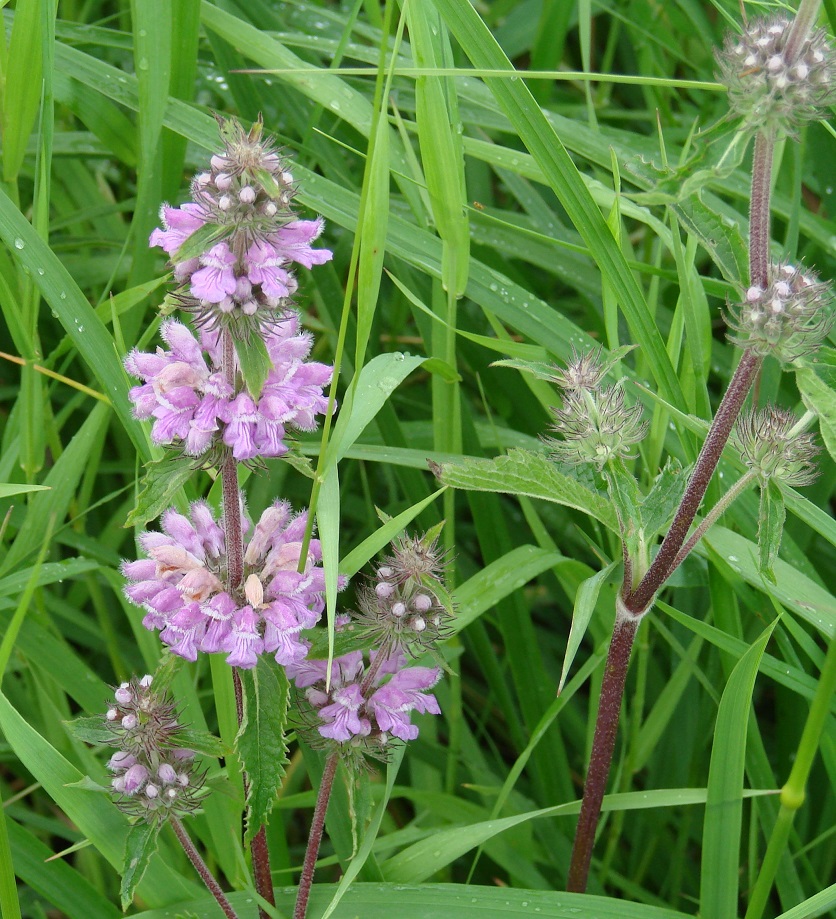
[125,457,194,529]
[236,658,290,846]
[120,821,162,911]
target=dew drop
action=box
[727,555,738,563]
[37,267,45,275]
[13,238,24,250]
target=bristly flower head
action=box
[125,312,331,464]
[122,500,338,668]
[287,648,441,765]
[149,116,333,338]
[104,675,205,820]
[544,350,647,470]
[734,405,820,487]
[716,16,836,136]
[355,531,454,654]
[725,262,834,363]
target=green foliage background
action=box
[0,0,834,917]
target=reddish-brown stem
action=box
[748,132,773,291]
[624,349,762,614]
[567,611,639,892]
[221,330,274,917]
[171,816,240,919]
[294,751,339,919]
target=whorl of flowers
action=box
[355,532,453,653]
[125,313,331,463]
[734,405,819,487]
[716,16,836,136]
[104,675,204,820]
[287,648,441,760]
[122,501,332,669]
[725,262,834,363]
[150,118,333,337]
[544,350,647,470]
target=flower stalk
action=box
[171,816,240,919]
[293,751,338,919]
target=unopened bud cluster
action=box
[356,532,453,653]
[104,676,204,820]
[734,406,819,487]
[717,16,836,136]
[545,350,647,470]
[726,262,833,363]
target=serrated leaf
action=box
[65,716,114,746]
[433,449,618,532]
[758,481,785,585]
[605,457,642,556]
[121,821,162,911]
[235,332,272,399]
[126,458,194,528]
[641,459,688,539]
[171,221,225,264]
[796,365,836,462]
[175,727,228,759]
[236,659,290,845]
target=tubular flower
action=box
[734,406,820,487]
[544,351,647,470]
[716,16,836,136]
[125,312,332,462]
[725,262,834,363]
[150,118,332,337]
[287,648,441,759]
[122,501,333,668]
[103,675,205,820]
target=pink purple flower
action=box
[123,501,330,668]
[287,648,441,749]
[125,312,332,461]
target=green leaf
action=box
[559,562,618,694]
[234,332,272,399]
[0,483,50,498]
[700,622,776,918]
[434,449,618,532]
[169,220,224,264]
[65,716,114,746]
[174,727,229,759]
[120,821,162,911]
[605,457,642,557]
[125,457,195,528]
[641,459,688,539]
[758,481,785,585]
[796,365,836,462]
[3,1,44,181]
[236,659,290,845]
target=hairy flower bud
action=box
[102,676,205,821]
[544,351,647,470]
[355,532,454,654]
[716,16,836,136]
[725,262,834,363]
[734,406,819,487]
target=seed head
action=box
[716,17,836,136]
[734,406,819,487]
[725,262,834,363]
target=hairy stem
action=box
[567,609,640,892]
[171,816,240,919]
[748,132,774,290]
[624,349,762,614]
[221,330,274,917]
[782,0,822,66]
[294,751,339,919]
[668,470,758,575]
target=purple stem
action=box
[294,751,339,919]
[221,330,274,918]
[624,348,762,615]
[567,611,639,892]
[171,816,240,919]
[748,132,773,291]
